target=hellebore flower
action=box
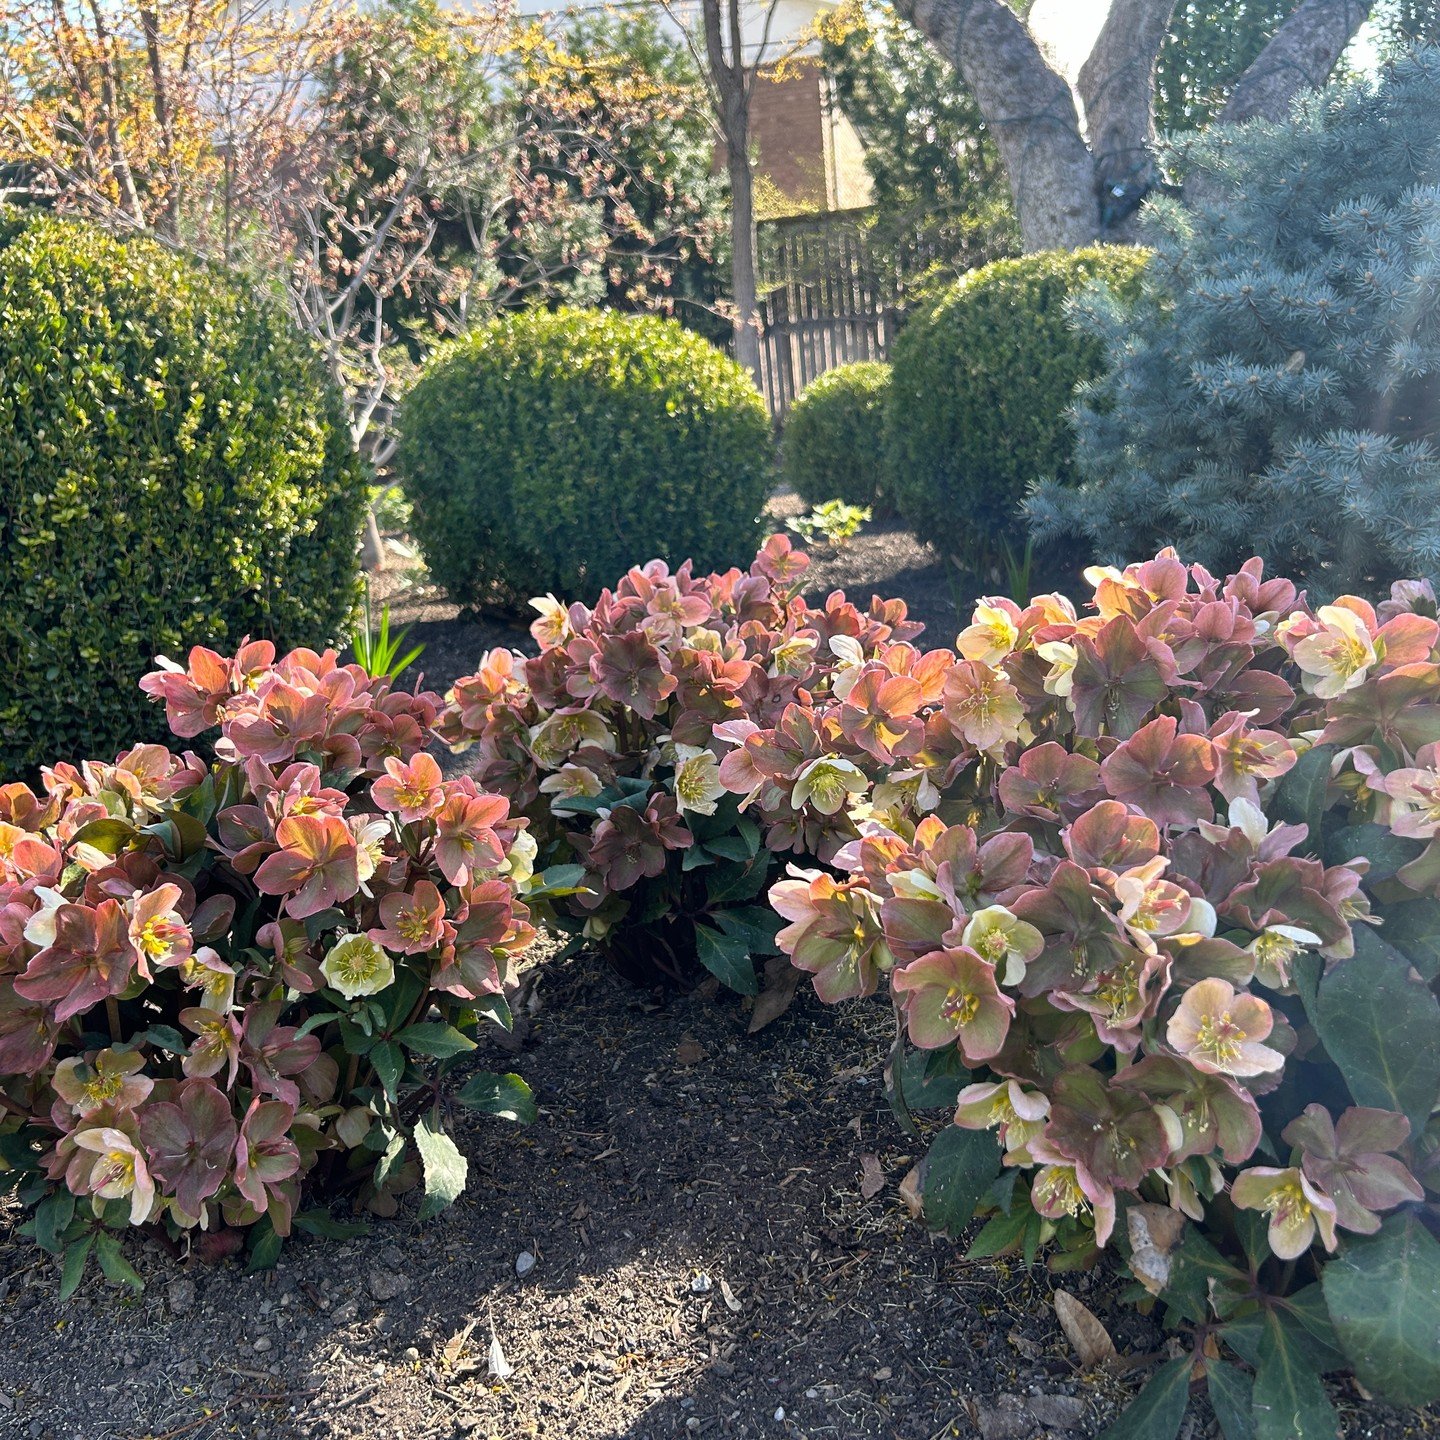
[890,948,1013,1061]
[372,753,445,823]
[943,661,1024,753]
[234,1099,302,1233]
[128,882,192,975]
[1036,640,1078,699]
[1230,1165,1338,1260]
[1246,924,1320,990]
[53,1050,153,1118]
[953,1080,1049,1157]
[140,1078,238,1220]
[956,600,1020,666]
[253,814,360,918]
[1100,716,1219,830]
[1027,1137,1117,1246]
[321,934,396,999]
[1278,604,1376,698]
[1281,1105,1423,1235]
[528,710,616,770]
[790,757,869,816]
[71,1127,157,1225]
[672,746,726,817]
[371,881,447,956]
[15,899,136,1023]
[433,791,509,888]
[1167,977,1283,1077]
[770,868,890,1002]
[960,906,1043,987]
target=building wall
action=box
[750,62,828,209]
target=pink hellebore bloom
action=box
[433,792,509,887]
[1281,1104,1423,1235]
[890,948,1014,1061]
[15,899,136,1023]
[370,881,448,956]
[1230,1165,1339,1260]
[253,814,360,918]
[943,661,1025,753]
[770,868,891,1003]
[1167,977,1283,1077]
[128,882,192,976]
[372,753,446,824]
[953,1080,1049,1157]
[1026,1137,1116,1246]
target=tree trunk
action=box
[1221,0,1375,124]
[891,0,1099,250]
[727,139,763,385]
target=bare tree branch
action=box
[1221,0,1374,124]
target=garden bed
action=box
[0,952,1424,1439]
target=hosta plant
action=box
[436,536,923,1020]
[743,553,1440,1433]
[0,642,545,1292]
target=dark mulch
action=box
[0,954,1430,1439]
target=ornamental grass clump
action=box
[0,644,545,1290]
[435,536,923,1015]
[732,551,1440,1430]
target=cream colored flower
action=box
[672,746,726,817]
[957,602,1019,666]
[321,934,396,999]
[1036,640,1078,698]
[1280,605,1378,698]
[790,757,869,815]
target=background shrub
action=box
[887,245,1149,586]
[0,213,365,777]
[781,361,891,510]
[398,307,772,608]
[1027,48,1440,599]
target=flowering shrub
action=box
[0,642,539,1291]
[437,536,923,1018]
[747,553,1440,1428]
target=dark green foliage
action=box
[1153,1,1290,132]
[397,308,772,607]
[781,362,891,510]
[1027,49,1440,599]
[886,246,1149,585]
[0,213,365,776]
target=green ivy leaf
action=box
[455,1071,537,1124]
[414,1112,468,1220]
[1322,1212,1440,1408]
[1097,1356,1191,1440]
[920,1126,1002,1236]
[1252,1309,1339,1440]
[1310,925,1440,1131]
[694,923,759,994]
[1206,1361,1255,1440]
[395,1022,476,1059]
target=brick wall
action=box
[750,60,828,208]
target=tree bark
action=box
[1221,0,1374,124]
[1077,0,1176,223]
[890,0,1098,250]
[726,133,763,384]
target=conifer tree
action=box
[1027,48,1440,599]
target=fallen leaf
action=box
[442,1318,477,1369]
[487,1319,514,1380]
[720,1278,743,1313]
[748,957,802,1032]
[859,1153,886,1200]
[675,1038,706,1066]
[1126,1203,1186,1297]
[898,1163,924,1220]
[1053,1290,1116,1368]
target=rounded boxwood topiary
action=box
[887,245,1149,585]
[397,307,773,608]
[781,361,891,511]
[0,212,366,776]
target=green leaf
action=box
[1323,823,1421,880]
[472,992,513,1031]
[694,923,759,994]
[34,1191,75,1255]
[414,1112,468,1220]
[1310,925,1440,1131]
[705,855,773,905]
[137,1024,188,1054]
[920,1126,1002,1236]
[704,834,753,863]
[1270,744,1333,850]
[1252,1310,1339,1440]
[894,1045,969,1110]
[396,1022,476,1059]
[246,1219,285,1273]
[58,1235,94,1302]
[1372,898,1440,981]
[370,1040,405,1100]
[1275,1285,1345,1374]
[455,1071,537,1124]
[965,1205,1029,1260]
[1097,1356,1192,1440]
[1322,1212,1440,1407]
[93,1232,143,1292]
[1206,1361,1255,1440]
[69,816,137,856]
[712,904,782,955]
[525,863,588,898]
[293,1209,371,1240]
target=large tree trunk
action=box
[1220,0,1374,123]
[893,0,1098,249]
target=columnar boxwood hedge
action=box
[781,361,891,511]
[887,246,1149,583]
[397,307,773,608]
[0,213,366,776]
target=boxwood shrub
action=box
[0,212,365,775]
[887,245,1149,585]
[781,361,891,511]
[397,308,773,607]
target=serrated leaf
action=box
[1322,1211,1440,1407]
[705,855,772,905]
[713,904,782,955]
[293,1209,371,1240]
[1097,1356,1191,1439]
[370,1040,404,1100]
[34,1191,75,1255]
[396,1022,476,1059]
[1206,1361,1255,1440]
[1270,744,1333,850]
[58,1235,93,1302]
[455,1071,537,1123]
[694,923,758,994]
[894,1045,969,1110]
[93,1232,143,1292]
[1373,898,1440,981]
[1323,823,1421,880]
[1310,925,1440,1131]
[920,1125,1002,1235]
[1252,1309,1339,1440]
[965,1205,1029,1259]
[414,1112,468,1220]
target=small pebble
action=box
[516,1251,536,1278]
[252,1337,272,1354]
[690,1273,712,1294]
[404,1347,420,1362]
[773,1407,785,1423]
